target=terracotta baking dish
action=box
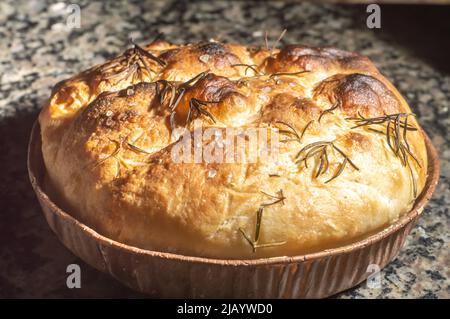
[28,121,439,298]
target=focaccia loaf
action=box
[39,40,427,259]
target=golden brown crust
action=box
[39,40,428,259]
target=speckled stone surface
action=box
[0,0,448,298]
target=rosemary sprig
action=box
[240,190,287,253]
[346,112,419,165]
[269,70,310,84]
[346,112,417,131]
[155,80,176,106]
[269,70,310,79]
[92,139,122,168]
[180,70,210,88]
[276,121,300,141]
[239,228,286,253]
[168,71,212,130]
[266,29,287,57]
[186,98,218,125]
[295,141,359,183]
[93,134,153,169]
[102,39,166,84]
[260,189,286,207]
[131,40,166,67]
[231,64,261,75]
[346,112,420,197]
[126,140,152,154]
[407,159,417,200]
[276,120,314,143]
[318,101,340,122]
[169,87,186,114]
[170,71,210,113]
[104,63,139,81]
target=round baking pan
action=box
[28,121,439,298]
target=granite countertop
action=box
[0,0,448,298]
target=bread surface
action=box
[39,40,428,258]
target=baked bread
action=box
[39,40,428,259]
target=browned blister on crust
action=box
[39,40,428,259]
[265,45,378,74]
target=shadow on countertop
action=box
[0,110,145,298]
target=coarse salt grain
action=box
[199,55,210,63]
[207,169,217,178]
